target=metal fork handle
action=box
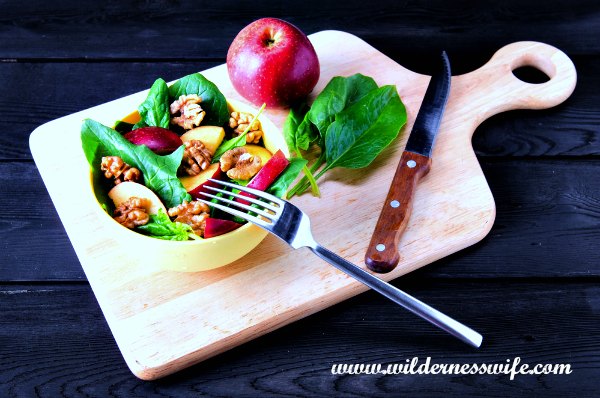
[310,244,483,348]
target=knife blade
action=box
[365,51,451,273]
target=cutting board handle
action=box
[456,41,577,125]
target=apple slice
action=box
[247,150,289,191]
[204,218,244,238]
[124,127,183,155]
[179,163,224,199]
[237,150,289,204]
[244,144,272,165]
[180,126,225,155]
[108,181,167,215]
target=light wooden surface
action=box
[29,30,576,380]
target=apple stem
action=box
[265,28,282,47]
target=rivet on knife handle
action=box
[365,151,432,273]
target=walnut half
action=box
[170,94,206,130]
[229,111,263,144]
[168,200,210,237]
[219,147,262,180]
[180,140,212,176]
[113,197,150,229]
[101,156,141,185]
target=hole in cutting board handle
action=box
[512,66,551,84]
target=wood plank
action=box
[0,161,82,280]
[5,157,600,282]
[1,281,598,396]
[0,62,219,160]
[3,56,599,161]
[429,158,600,278]
[1,0,599,60]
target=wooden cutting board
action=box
[29,30,576,380]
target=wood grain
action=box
[28,31,577,379]
[2,56,598,160]
[2,281,599,397]
[2,0,600,61]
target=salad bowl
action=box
[87,98,289,272]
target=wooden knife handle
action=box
[365,151,432,273]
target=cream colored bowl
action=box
[89,99,288,272]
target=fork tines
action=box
[195,179,281,226]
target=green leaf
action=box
[81,119,191,208]
[267,157,308,198]
[212,103,265,162]
[168,73,229,126]
[297,117,319,150]
[287,74,407,198]
[208,192,225,218]
[284,103,318,154]
[136,78,171,129]
[284,104,307,155]
[344,73,380,105]
[137,209,197,241]
[324,85,407,170]
[230,178,250,186]
[308,73,378,135]
[211,132,247,162]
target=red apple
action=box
[204,218,243,238]
[227,18,320,107]
[238,149,289,204]
[124,127,183,155]
[179,163,224,199]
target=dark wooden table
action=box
[2,1,599,397]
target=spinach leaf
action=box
[212,132,247,162]
[169,73,229,126]
[282,105,321,197]
[297,117,319,149]
[135,78,171,129]
[284,103,318,154]
[81,119,191,208]
[212,103,265,162]
[308,73,378,135]
[324,85,406,169]
[267,157,308,198]
[209,192,225,218]
[284,103,307,155]
[137,209,198,241]
[230,178,250,186]
[287,81,407,198]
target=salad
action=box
[81,72,304,241]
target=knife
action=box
[365,52,451,273]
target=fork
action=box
[198,179,483,348]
